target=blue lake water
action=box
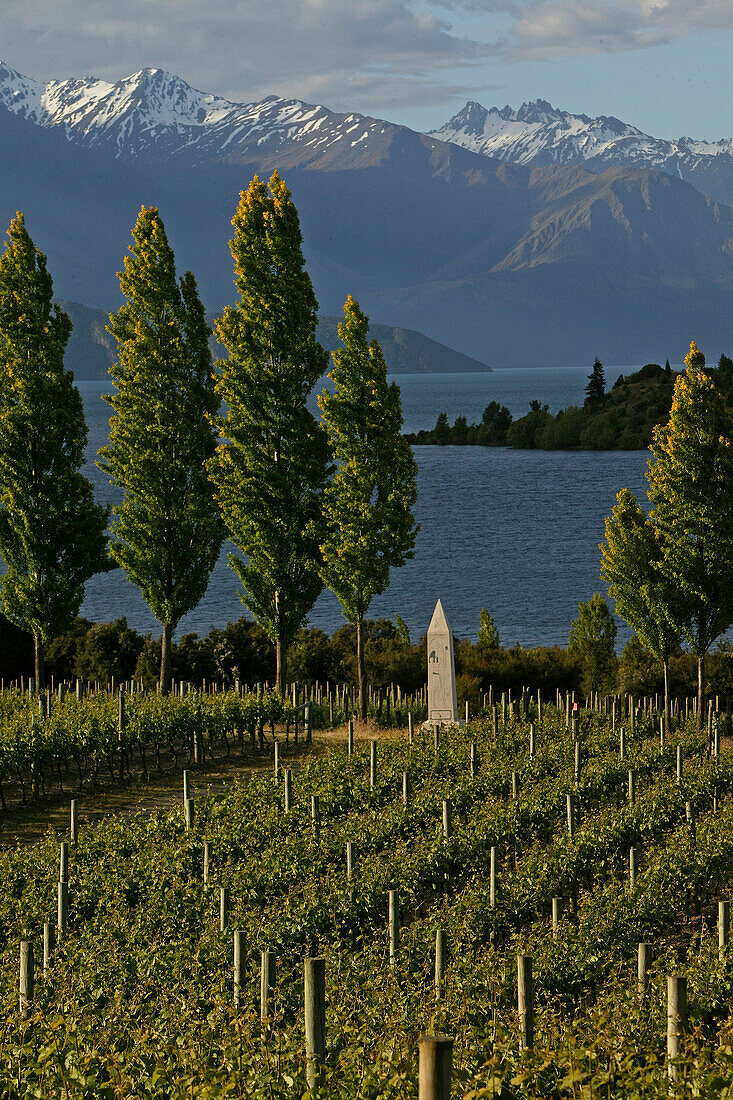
[78,366,651,646]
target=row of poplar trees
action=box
[0,172,418,717]
[601,341,733,735]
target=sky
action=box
[2,0,733,139]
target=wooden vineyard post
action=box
[203,841,212,889]
[517,954,534,1050]
[552,897,562,937]
[638,942,652,997]
[418,1035,453,1100]
[629,847,638,889]
[57,881,68,939]
[686,802,696,843]
[185,798,195,831]
[70,800,78,845]
[348,718,354,756]
[389,889,400,964]
[719,900,729,955]
[628,769,636,807]
[19,940,33,1018]
[370,741,377,789]
[233,930,246,1006]
[435,929,447,1000]
[667,975,687,1081]
[346,842,357,881]
[490,846,497,909]
[442,800,451,840]
[619,727,626,760]
[43,923,55,974]
[59,842,68,884]
[402,771,410,807]
[470,740,478,778]
[261,949,276,1025]
[183,769,190,802]
[529,724,535,759]
[284,769,293,813]
[220,887,229,932]
[304,956,326,1091]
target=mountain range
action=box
[431,100,733,207]
[3,62,733,367]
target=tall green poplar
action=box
[211,173,330,693]
[318,296,418,719]
[646,342,733,730]
[99,207,223,694]
[601,488,679,734]
[0,213,108,688]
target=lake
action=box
[78,365,651,646]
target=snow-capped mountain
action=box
[5,59,733,366]
[431,100,733,204]
[0,61,396,166]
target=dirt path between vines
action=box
[0,721,404,849]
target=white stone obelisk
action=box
[426,599,460,727]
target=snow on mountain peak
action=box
[430,98,733,173]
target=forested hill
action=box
[59,300,491,379]
[406,358,733,450]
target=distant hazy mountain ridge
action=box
[58,301,491,378]
[431,99,733,205]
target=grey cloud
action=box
[0,0,489,111]
[434,0,733,59]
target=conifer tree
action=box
[99,207,223,694]
[211,173,329,693]
[601,488,679,734]
[318,296,418,719]
[0,214,108,688]
[585,356,605,406]
[646,341,733,730]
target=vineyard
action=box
[2,694,733,1096]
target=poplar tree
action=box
[99,207,223,694]
[318,296,418,719]
[601,488,679,735]
[0,213,108,688]
[646,341,733,730]
[211,173,329,693]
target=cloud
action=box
[436,0,733,60]
[0,0,488,112]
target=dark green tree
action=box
[0,214,108,688]
[99,207,223,694]
[585,356,606,406]
[211,172,330,694]
[600,488,679,734]
[478,608,500,651]
[568,592,617,694]
[319,296,418,719]
[646,341,733,731]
